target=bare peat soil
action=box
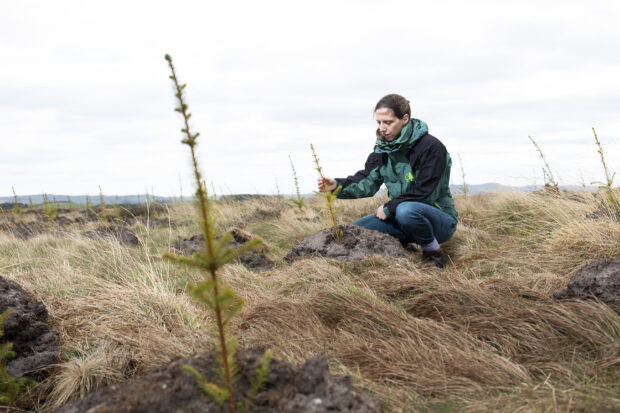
[284,224,409,263]
[554,257,620,313]
[56,348,382,413]
[0,277,60,381]
[174,228,274,271]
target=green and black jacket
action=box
[335,118,458,224]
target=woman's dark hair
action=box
[374,94,411,119]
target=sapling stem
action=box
[166,54,233,412]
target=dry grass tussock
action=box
[0,190,618,412]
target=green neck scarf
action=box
[375,118,429,154]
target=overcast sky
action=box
[1,0,619,197]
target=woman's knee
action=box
[394,202,425,224]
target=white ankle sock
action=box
[421,238,440,252]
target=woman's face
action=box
[375,107,409,142]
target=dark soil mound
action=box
[55,216,74,226]
[56,348,382,413]
[0,222,47,240]
[174,228,274,271]
[132,217,174,228]
[554,258,620,312]
[0,277,60,380]
[117,203,169,219]
[229,203,286,228]
[284,225,409,263]
[174,234,203,255]
[585,208,620,222]
[77,211,99,223]
[82,225,140,246]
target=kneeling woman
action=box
[318,94,457,268]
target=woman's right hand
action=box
[317,177,337,192]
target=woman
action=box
[318,94,457,268]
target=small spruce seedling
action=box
[211,181,218,201]
[528,135,558,190]
[288,155,305,211]
[0,309,35,407]
[114,195,122,220]
[179,173,184,202]
[53,196,60,214]
[591,127,619,211]
[163,54,271,413]
[43,193,57,223]
[457,153,468,199]
[310,143,343,241]
[98,186,107,223]
[11,187,22,218]
[85,194,96,217]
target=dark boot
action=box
[399,240,419,253]
[422,250,444,269]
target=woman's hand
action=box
[376,205,387,220]
[317,177,337,192]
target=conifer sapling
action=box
[591,127,619,211]
[11,187,21,218]
[163,54,270,412]
[311,143,343,241]
[288,155,305,211]
[528,135,558,190]
[99,186,107,223]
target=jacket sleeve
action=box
[335,152,384,199]
[383,140,446,217]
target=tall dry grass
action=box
[0,189,618,412]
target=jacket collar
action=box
[375,118,428,154]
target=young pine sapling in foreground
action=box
[163,54,272,413]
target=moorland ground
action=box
[0,189,619,412]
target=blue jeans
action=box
[352,201,457,245]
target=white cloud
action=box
[1,0,619,196]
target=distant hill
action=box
[0,184,596,206]
[449,183,595,195]
[0,194,174,206]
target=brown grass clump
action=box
[42,342,130,411]
[368,272,620,375]
[547,217,620,273]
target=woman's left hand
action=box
[376,205,387,220]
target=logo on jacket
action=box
[405,171,414,182]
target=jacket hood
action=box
[375,118,428,154]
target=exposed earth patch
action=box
[55,348,382,412]
[554,257,620,313]
[82,225,140,246]
[284,224,410,263]
[0,221,47,240]
[173,228,274,271]
[0,277,61,381]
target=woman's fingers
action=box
[317,177,336,192]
